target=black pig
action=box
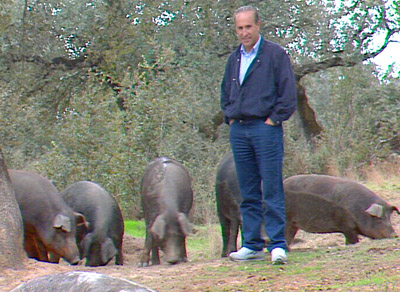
[139,157,193,266]
[61,181,124,266]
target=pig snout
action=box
[50,250,80,265]
[382,229,397,239]
[166,255,187,265]
[164,238,187,265]
[62,247,81,265]
[167,258,179,265]
[68,255,81,265]
[380,222,397,238]
[57,239,81,265]
[369,224,397,240]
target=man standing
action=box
[220,6,297,264]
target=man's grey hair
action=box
[234,6,260,23]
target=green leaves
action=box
[1,0,400,221]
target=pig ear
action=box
[178,213,193,237]
[151,214,166,240]
[75,212,89,228]
[365,203,383,218]
[53,214,72,232]
[391,206,400,215]
[101,238,117,264]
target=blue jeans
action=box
[230,119,287,252]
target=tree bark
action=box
[296,82,324,140]
[0,145,26,270]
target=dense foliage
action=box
[1,0,399,222]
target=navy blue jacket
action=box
[220,36,297,125]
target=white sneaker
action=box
[271,247,287,265]
[229,247,265,262]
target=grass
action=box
[187,224,222,259]
[124,220,223,260]
[125,219,223,260]
[124,220,146,238]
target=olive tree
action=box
[1,0,400,220]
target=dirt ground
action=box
[2,184,400,292]
[3,232,400,292]
[0,233,333,291]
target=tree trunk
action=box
[296,82,324,141]
[0,145,26,270]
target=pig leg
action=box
[343,229,359,244]
[49,252,61,263]
[24,235,40,260]
[285,224,299,246]
[115,249,123,265]
[227,218,240,256]
[219,215,231,257]
[139,233,153,267]
[36,240,51,262]
[25,236,50,262]
[151,246,161,265]
[140,233,161,266]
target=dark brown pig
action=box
[9,169,87,264]
[284,174,399,244]
[60,181,124,266]
[285,190,359,245]
[139,157,193,266]
[215,152,242,257]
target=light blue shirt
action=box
[239,35,261,84]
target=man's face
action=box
[235,10,261,52]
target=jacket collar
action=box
[235,35,265,58]
[234,36,265,85]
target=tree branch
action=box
[295,27,400,81]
